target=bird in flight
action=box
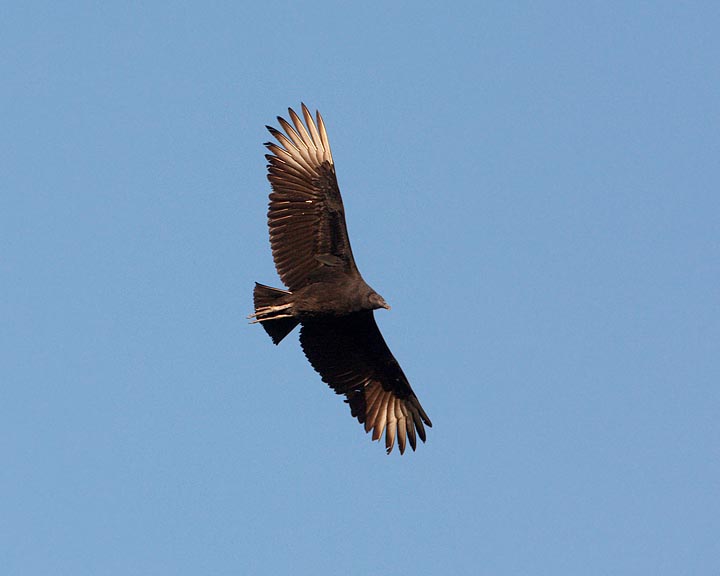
[249,104,431,454]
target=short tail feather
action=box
[252,283,299,344]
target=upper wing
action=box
[264,104,359,291]
[299,311,432,455]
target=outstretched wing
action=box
[265,104,359,291]
[299,311,432,455]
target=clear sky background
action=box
[2,2,719,575]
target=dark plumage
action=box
[249,104,431,454]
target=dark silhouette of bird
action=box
[249,104,431,454]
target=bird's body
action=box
[250,104,431,454]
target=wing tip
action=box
[266,103,333,167]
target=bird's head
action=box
[368,292,391,311]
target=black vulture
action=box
[249,104,431,454]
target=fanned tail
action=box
[251,283,299,344]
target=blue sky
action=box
[2,2,719,575]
